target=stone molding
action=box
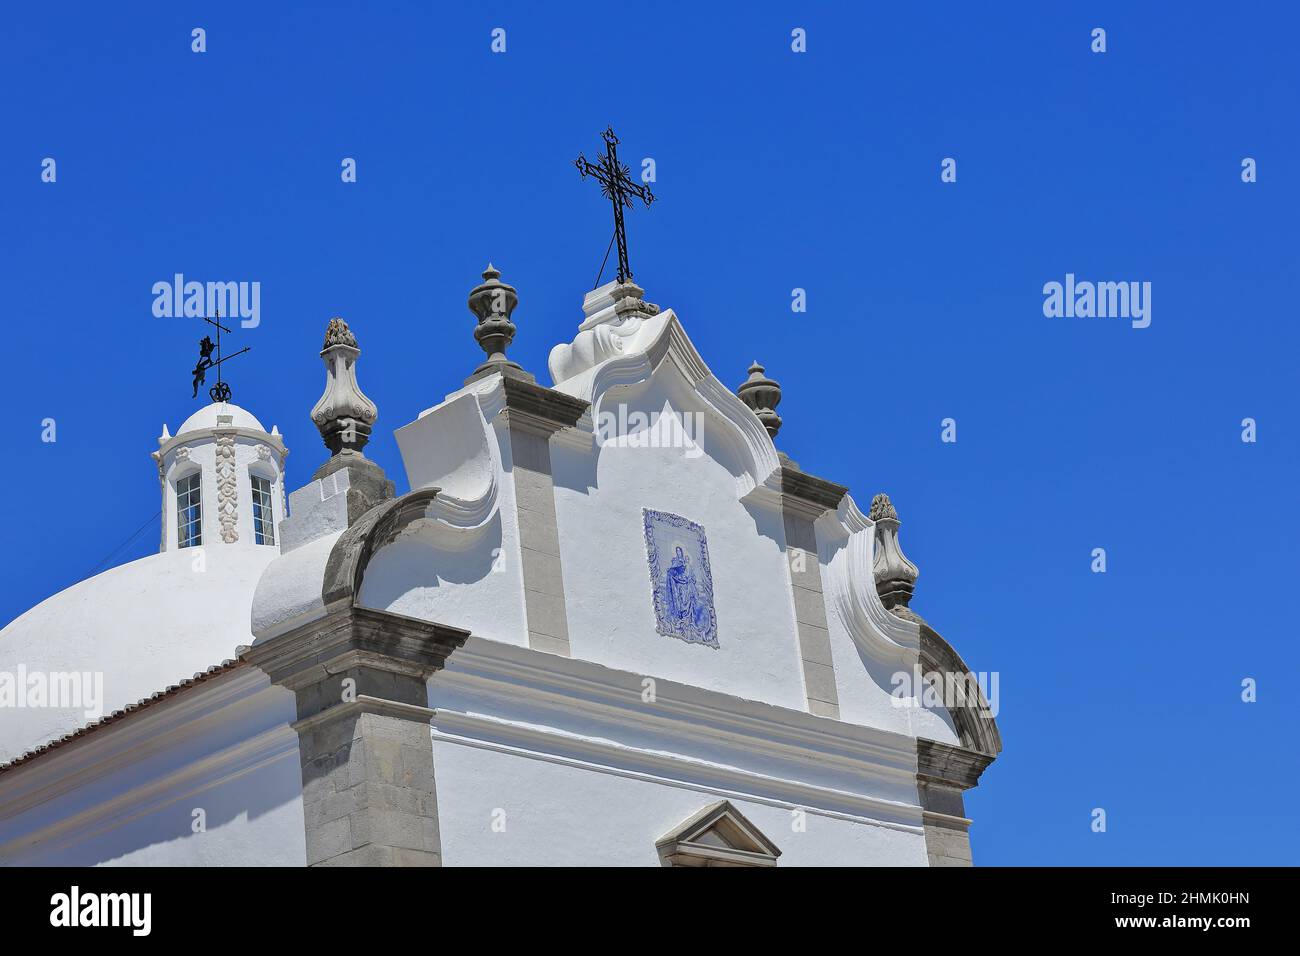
[430,638,925,830]
[291,695,436,735]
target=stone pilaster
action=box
[496,376,589,657]
[779,465,848,719]
[916,738,994,867]
[243,605,469,867]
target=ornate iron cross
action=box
[191,310,250,402]
[575,126,655,284]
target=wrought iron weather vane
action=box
[575,126,655,285]
[190,310,250,402]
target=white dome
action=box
[177,401,266,435]
[0,545,278,762]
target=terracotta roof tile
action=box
[0,657,247,775]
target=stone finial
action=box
[870,493,919,609]
[466,264,534,384]
[323,317,358,349]
[736,361,783,440]
[311,317,379,456]
[868,492,898,522]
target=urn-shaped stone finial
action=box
[870,493,919,609]
[311,317,379,456]
[736,361,783,440]
[466,263,532,383]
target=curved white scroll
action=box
[556,310,782,501]
[819,494,921,666]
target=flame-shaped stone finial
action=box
[870,493,919,609]
[311,317,378,456]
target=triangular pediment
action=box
[656,800,781,867]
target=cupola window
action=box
[177,472,203,548]
[251,474,276,546]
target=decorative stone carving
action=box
[868,493,897,522]
[548,280,663,385]
[466,264,533,384]
[736,361,782,440]
[323,317,357,349]
[215,432,239,544]
[174,446,191,463]
[870,493,918,609]
[311,317,378,456]
[612,279,659,320]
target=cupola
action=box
[152,401,289,552]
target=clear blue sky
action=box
[2,2,1296,865]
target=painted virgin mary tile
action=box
[642,508,719,648]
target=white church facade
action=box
[0,268,1000,867]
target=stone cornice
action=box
[916,739,995,792]
[496,376,589,436]
[439,639,917,772]
[243,605,469,694]
[779,465,848,519]
[430,638,926,829]
[155,427,288,462]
